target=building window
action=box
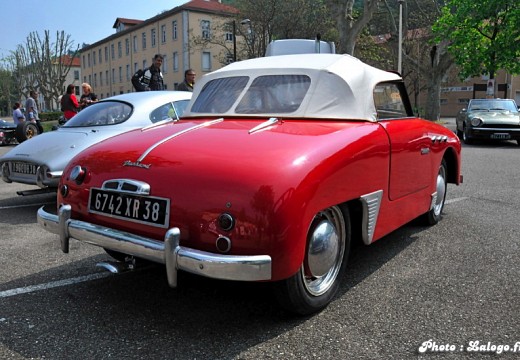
[172,20,177,40]
[142,32,146,49]
[458,98,470,104]
[105,70,109,85]
[225,32,233,42]
[125,38,130,55]
[161,25,166,43]
[105,46,108,62]
[173,52,179,72]
[118,41,122,58]
[134,62,138,72]
[440,98,448,105]
[92,51,96,65]
[202,52,211,71]
[112,69,115,83]
[93,74,97,87]
[111,44,115,59]
[151,28,156,47]
[74,70,80,80]
[82,55,86,68]
[201,20,211,39]
[119,66,122,82]
[100,72,103,86]
[99,49,102,64]
[133,35,138,52]
[126,64,130,80]
[162,55,168,74]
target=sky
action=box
[0,0,187,58]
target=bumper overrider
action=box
[37,205,272,287]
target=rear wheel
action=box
[273,205,351,315]
[15,122,40,143]
[421,159,447,225]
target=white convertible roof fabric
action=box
[183,54,402,121]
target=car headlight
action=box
[470,117,483,127]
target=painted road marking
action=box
[446,197,468,204]
[0,273,112,298]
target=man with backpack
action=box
[132,54,165,91]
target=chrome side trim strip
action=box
[360,190,383,245]
[137,118,224,162]
[37,205,272,287]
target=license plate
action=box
[88,188,170,228]
[491,133,511,140]
[11,162,37,175]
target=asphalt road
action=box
[0,131,519,359]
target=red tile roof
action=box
[181,0,238,14]
[55,55,80,67]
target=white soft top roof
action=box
[183,54,402,121]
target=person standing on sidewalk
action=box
[25,90,43,133]
[176,69,196,92]
[131,54,165,92]
[61,84,80,121]
[12,102,25,125]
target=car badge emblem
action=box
[123,160,151,169]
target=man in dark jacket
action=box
[132,54,165,91]
[176,69,196,92]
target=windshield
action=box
[469,100,518,112]
[64,101,133,127]
[190,74,311,115]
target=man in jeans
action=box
[25,90,43,133]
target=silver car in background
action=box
[0,91,191,195]
[455,98,520,145]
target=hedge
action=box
[39,111,62,122]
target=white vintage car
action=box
[0,91,191,195]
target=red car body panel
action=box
[58,116,461,281]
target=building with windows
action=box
[80,0,238,99]
[439,70,520,116]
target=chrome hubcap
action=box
[433,165,446,216]
[302,206,345,296]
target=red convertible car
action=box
[38,54,462,314]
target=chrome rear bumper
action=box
[37,205,272,287]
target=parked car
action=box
[1,91,191,195]
[455,98,520,145]
[0,119,17,145]
[38,54,462,315]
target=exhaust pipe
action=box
[96,260,135,274]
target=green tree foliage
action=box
[433,0,520,80]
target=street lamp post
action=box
[397,0,404,74]
[232,20,237,62]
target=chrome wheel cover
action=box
[433,164,447,216]
[302,206,346,296]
